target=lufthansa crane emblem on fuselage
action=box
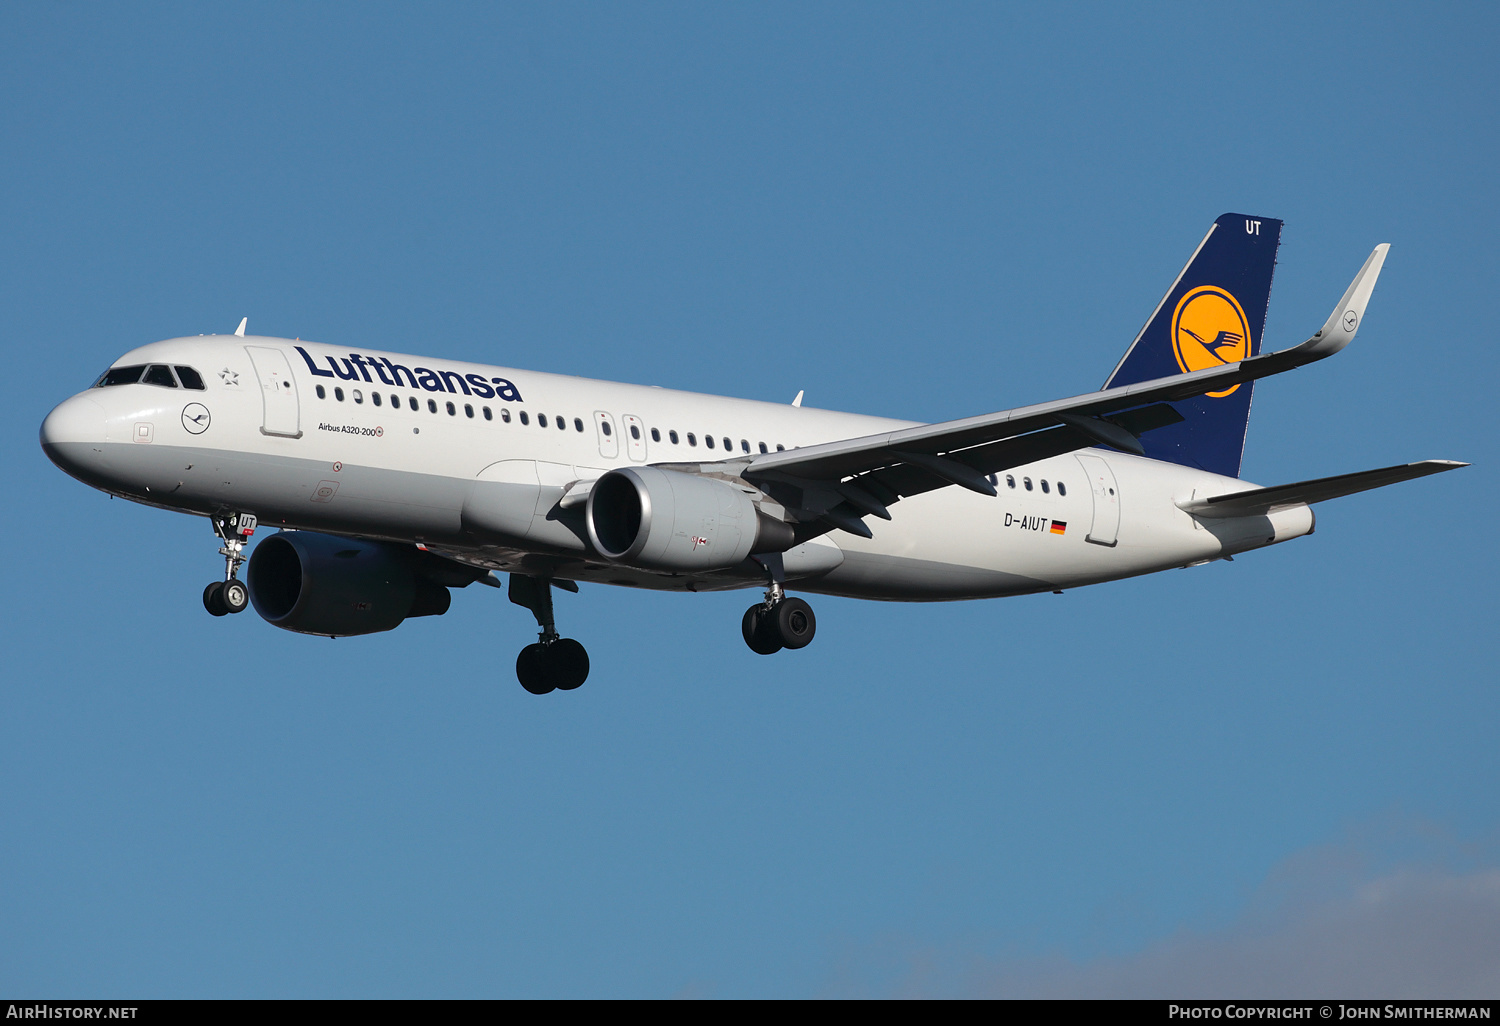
[1170,285,1252,397]
[181,403,211,434]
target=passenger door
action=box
[246,346,302,438]
[1075,453,1120,546]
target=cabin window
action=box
[538,413,548,428]
[651,427,660,442]
[1024,477,1033,491]
[988,474,997,486]
[409,397,419,411]
[335,387,345,401]
[143,365,178,388]
[740,439,749,453]
[687,433,697,447]
[465,404,474,418]
[446,401,456,416]
[519,411,529,425]
[353,389,364,404]
[557,415,566,431]
[776,444,785,451]
[629,424,640,440]
[601,420,612,436]
[1006,475,1015,488]
[428,398,438,413]
[501,409,511,423]
[705,435,715,449]
[315,384,326,399]
[174,366,206,390]
[97,365,146,387]
[575,418,584,432]
[372,393,382,407]
[483,407,492,421]
[1058,481,1067,496]
[670,430,679,444]
[390,394,398,407]
[759,442,768,453]
[1041,479,1050,494]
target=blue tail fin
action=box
[1104,213,1283,478]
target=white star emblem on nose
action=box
[219,368,239,386]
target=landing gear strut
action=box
[509,574,589,694]
[203,513,256,616]
[742,558,816,655]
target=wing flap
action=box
[1176,460,1467,518]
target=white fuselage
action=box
[40,335,1315,601]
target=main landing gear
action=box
[509,574,589,695]
[203,513,256,617]
[742,575,817,655]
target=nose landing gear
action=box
[741,574,817,655]
[203,513,257,616]
[509,574,590,694]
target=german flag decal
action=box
[1050,521,1067,535]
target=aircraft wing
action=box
[718,245,1392,536]
[1176,460,1467,518]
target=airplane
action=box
[39,214,1465,695]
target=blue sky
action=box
[2,3,1495,997]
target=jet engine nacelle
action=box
[246,531,451,637]
[586,466,793,572]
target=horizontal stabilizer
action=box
[1177,460,1467,518]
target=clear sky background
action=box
[2,2,1496,998]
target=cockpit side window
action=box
[96,365,146,387]
[143,365,178,388]
[174,366,206,390]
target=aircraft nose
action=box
[40,395,107,477]
[41,395,105,447]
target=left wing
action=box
[715,245,1392,536]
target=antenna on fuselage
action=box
[791,390,804,407]
[234,317,247,337]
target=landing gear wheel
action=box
[516,644,555,695]
[742,604,783,655]
[203,581,229,617]
[548,638,590,690]
[773,597,816,650]
[221,579,249,614]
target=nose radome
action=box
[40,395,106,451]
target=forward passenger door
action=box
[246,346,302,438]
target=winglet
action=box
[234,317,248,337]
[1290,243,1389,364]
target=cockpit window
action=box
[174,366,206,390]
[143,365,178,388]
[97,365,146,387]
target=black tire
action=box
[516,643,555,695]
[203,581,229,617]
[221,578,249,614]
[742,604,782,655]
[547,638,590,691]
[773,597,816,650]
